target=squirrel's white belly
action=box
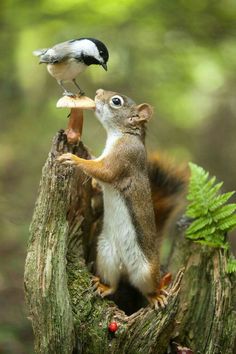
[96,183,152,293]
[47,59,87,81]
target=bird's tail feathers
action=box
[33,50,57,64]
[32,48,48,57]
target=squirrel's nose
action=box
[96,89,104,96]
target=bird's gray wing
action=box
[33,41,74,64]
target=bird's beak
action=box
[101,63,108,71]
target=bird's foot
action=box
[72,79,84,96]
[91,276,116,298]
[147,272,172,310]
[63,91,77,97]
[57,153,79,165]
[78,90,85,97]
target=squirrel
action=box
[58,89,187,309]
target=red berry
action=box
[108,321,118,333]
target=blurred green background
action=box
[1,0,236,352]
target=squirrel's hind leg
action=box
[92,276,116,297]
[93,237,121,298]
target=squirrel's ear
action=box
[136,103,153,122]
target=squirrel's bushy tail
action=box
[148,154,189,235]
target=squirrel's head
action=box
[95,89,153,135]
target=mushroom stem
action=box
[65,108,84,144]
[56,94,96,144]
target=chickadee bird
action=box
[33,37,109,96]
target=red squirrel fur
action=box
[58,89,187,309]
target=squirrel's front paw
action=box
[57,153,78,165]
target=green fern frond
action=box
[212,204,236,221]
[186,225,216,239]
[209,192,235,212]
[196,239,229,249]
[218,214,236,231]
[186,217,211,234]
[226,257,236,274]
[185,163,236,248]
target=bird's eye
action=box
[109,95,124,109]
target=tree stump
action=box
[24,132,236,354]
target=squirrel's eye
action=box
[109,95,124,109]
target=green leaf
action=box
[186,205,207,218]
[185,163,236,249]
[213,204,236,222]
[209,192,235,212]
[204,181,223,201]
[187,225,216,239]
[186,217,212,234]
[226,257,236,274]
[218,214,236,231]
[196,239,229,249]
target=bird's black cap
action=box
[69,37,109,64]
[87,38,109,63]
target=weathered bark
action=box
[24,131,236,354]
[169,239,236,353]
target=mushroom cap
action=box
[56,95,96,109]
